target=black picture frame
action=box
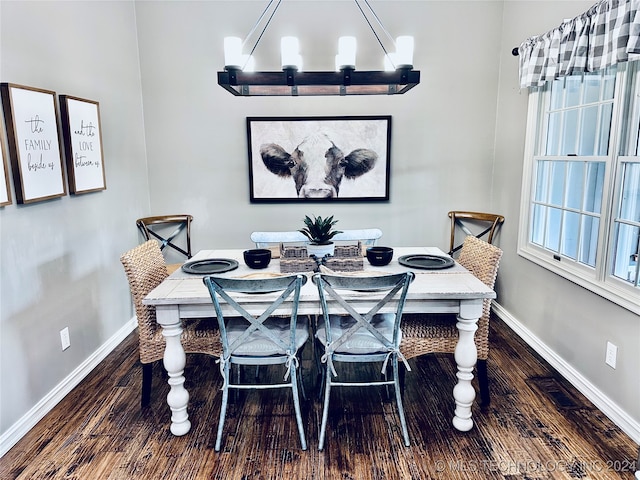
[247,115,391,202]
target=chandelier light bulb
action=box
[395,36,414,68]
[223,36,243,70]
[337,36,357,69]
[281,36,301,70]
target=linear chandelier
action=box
[217,0,420,97]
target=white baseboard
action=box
[492,302,640,445]
[0,318,137,458]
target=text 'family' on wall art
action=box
[0,83,66,204]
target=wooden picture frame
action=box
[0,128,11,206]
[59,95,106,194]
[247,115,391,203]
[0,83,66,204]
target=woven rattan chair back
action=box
[120,240,220,406]
[313,271,414,450]
[203,274,309,452]
[400,236,502,405]
[448,211,504,256]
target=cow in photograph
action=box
[259,132,378,198]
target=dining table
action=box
[143,246,496,437]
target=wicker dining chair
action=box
[120,240,221,407]
[400,236,503,406]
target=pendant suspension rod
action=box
[362,0,396,46]
[242,0,282,70]
[242,0,276,48]
[354,0,396,68]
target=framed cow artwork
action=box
[247,116,391,202]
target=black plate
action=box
[398,254,455,270]
[181,258,239,274]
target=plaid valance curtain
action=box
[518,0,640,88]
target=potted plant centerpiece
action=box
[299,214,343,258]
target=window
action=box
[519,62,640,314]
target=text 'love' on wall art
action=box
[60,95,105,194]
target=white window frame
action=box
[518,62,640,315]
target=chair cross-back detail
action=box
[120,240,220,407]
[136,215,193,271]
[313,271,414,450]
[448,211,504,256]
[203,274,309,452]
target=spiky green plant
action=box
[299,215,342,245]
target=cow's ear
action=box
[260,143,294,177]
[344,149,378,178]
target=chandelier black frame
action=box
[217,0,420,97]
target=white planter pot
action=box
[307,242,335,258]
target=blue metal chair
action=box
[202,273,309,451]
[312,271,414,450]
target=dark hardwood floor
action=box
[1,315,638,479]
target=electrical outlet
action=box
[605,341,617,369]
[60,327,71,351]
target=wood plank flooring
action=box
[1,315,638,479]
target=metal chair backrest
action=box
[313,272,414,356]
[203,274,307,360]
[448,211,504,256]
[136,214,193,260]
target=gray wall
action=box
[134,0,503,254]
[0,1,149,433]
[496,1,640,427]
[1,0,638,445]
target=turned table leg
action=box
[155,305,191,436]
[452,298,482,432]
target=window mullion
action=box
[600,66,630,283]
